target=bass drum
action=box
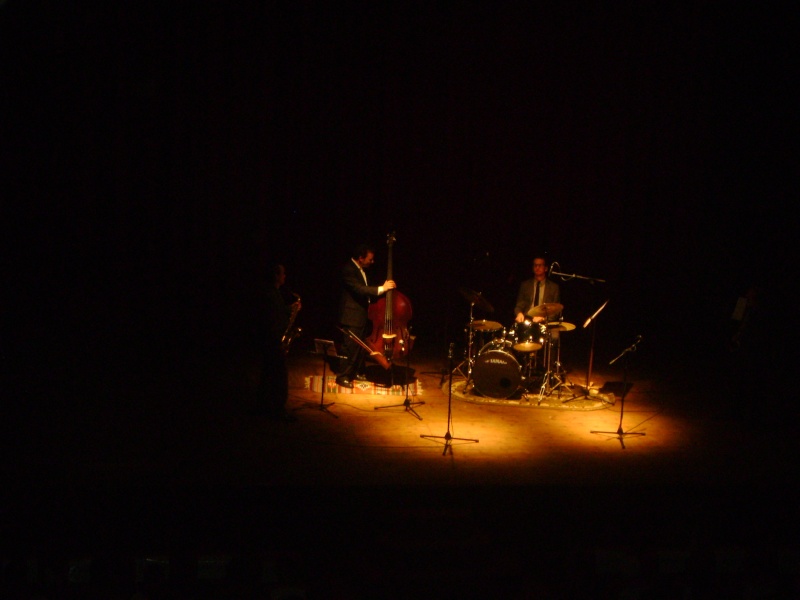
[472,349,521,399]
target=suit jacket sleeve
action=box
[338,261,381,327]
[544,280,561,320]
[514,279,533,316]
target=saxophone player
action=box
[257,263,301,422]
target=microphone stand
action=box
[549,267,606,284]
[421,343,479,455]
[591,336,645,449]
[548,263,610,404]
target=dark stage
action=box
[2,1,797,597]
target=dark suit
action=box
[514,277,561,319]
[338,259,382,378]
[515,277,562,345]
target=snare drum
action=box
[512,320,545,353]
[472,347,521,399]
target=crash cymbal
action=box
[546,321,576,332]
[526,302,564,318]
[471,319,503,332]
[459,287,495,313]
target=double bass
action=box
[366,232,414,363]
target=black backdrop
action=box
[3,2,794,381]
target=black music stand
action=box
[591,336,645,448]
[566,299,613,406]
[295,339,340,418]
[421,343,478,455]
[374,333,424,420]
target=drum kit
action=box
[456,288,576,404]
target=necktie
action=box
[534,281,540,307]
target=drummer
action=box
[514,254,562,338]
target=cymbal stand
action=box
[519,325,543,390]
[520,347,542,402]
[452,302,477,385]
[422,343,478,455]
[536,327,554,404]
[521,350,536,384]
[531,319,575,402]
[550,333,575,400]
[536,308,561,404]
[591,335,645,448]
[375,331,424,420]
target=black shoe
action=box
[354,372,369,381]
[335,376,354,388]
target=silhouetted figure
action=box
[256,264,301,422]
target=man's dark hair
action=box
[352,244,374,260]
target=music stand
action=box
[295,339,340,418]
[421,343,478,455]
[591,336,645,449]
[566,299,613,406]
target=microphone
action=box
[609,334,643,365]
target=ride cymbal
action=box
[527,302,564,317]
[546,321,576,332]
[459,287,495,313]
[471,319,503,332]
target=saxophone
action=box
[281,293,302,353]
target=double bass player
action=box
[335,243,396,388]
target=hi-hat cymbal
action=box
[459,287,494,313]
[471,319,503,332]
[527,302,564,317]
[547,321,576,332]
